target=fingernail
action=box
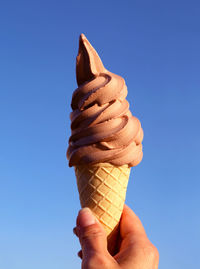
[78,208,96,227]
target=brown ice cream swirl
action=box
[67,34,143,167]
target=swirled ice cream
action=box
[67,34,143,167]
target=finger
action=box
[120,204,147,240]
[77,250,82,259]
[73,227,79,237]
[76,208,108,256]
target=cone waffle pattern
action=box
[75,164,130,236]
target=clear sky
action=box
[0,0,200,268]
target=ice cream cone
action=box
[67,34,143,254]
[75,163,130,238]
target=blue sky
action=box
[0,0,200,268]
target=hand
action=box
[73,205,159,269]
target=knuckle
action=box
[80,224,105,241]
[144,243,159,263]
[86,253,111,269]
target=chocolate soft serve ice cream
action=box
[67,34,143,253]
[67,34,143,167]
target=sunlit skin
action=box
[73,205,159,269]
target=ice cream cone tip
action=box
[76,34,105,86]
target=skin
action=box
[73,205,159,269]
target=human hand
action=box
[73,205,159,269]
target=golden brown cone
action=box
[75,163,130,254]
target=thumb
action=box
[76,208,108,257]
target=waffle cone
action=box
[75,163,130,238]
